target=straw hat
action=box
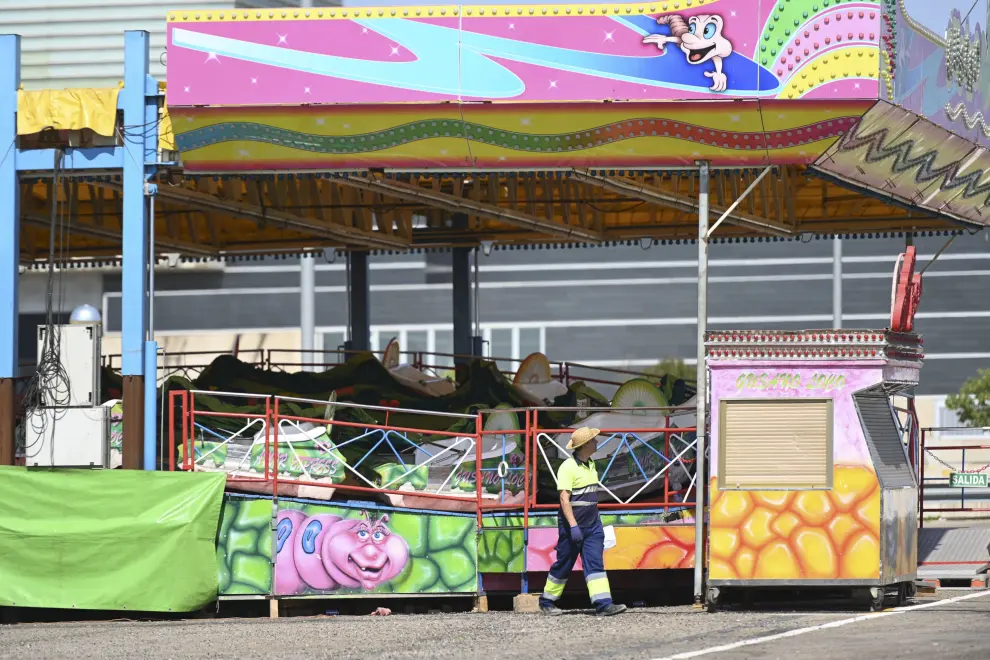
[567,426,601,451]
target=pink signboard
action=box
[165,2,882,107]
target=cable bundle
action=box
[20,144,72,464]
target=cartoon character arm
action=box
[642,33,680,52]
[705,55,728,92]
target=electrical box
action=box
[23,406,110,468]
[36,323,101,407]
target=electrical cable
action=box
[21,144,73,463]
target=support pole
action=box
[452,246,472,363]
[0,35,20,466]
[693,161,710,607]
[300,253,315,370]
[348,251,370,352]
[143,340,158,470]
[833,237,842,329]
[144,190,157,470]
[121,31,152,469]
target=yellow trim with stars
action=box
[167,1,721,23]
[781,47,880,100]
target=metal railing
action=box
[530,406,697,514]
[919,425,990,526]
[109,348,695,396]
[167,394,700,527]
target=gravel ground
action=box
[1,592,988,660]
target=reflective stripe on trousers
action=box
[539,518,613,610]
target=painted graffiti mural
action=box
[812,101,990,226]
[708,364,917,582]
[275,510,409,594]
[642,14,734,92]
[167,2,882,107]
[216,497,478,596]
[892,1,990,146]
[165,2,881,170]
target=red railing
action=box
[167,393,698,525]
[919,426,990,527]
[529,406,698,512]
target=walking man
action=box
[540,426,626,617]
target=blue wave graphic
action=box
[172,18,780,98]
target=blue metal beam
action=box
[15,147,124,172]
[121,30,151,379]
[0,35,21,381]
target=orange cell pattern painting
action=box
[527,525,696,572]
[709,466,882,581]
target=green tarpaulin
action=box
[0,466,226,612]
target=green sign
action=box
[949,472,988,488]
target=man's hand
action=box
[570,525,584,544]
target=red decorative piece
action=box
[890,246,923,332]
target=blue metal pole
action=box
[0,35,20,465]
[144,340,158,470]
[121,31,152,469]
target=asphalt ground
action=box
[1,590,987,660]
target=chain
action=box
[924,449,990,475]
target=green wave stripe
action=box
[176,119,756,155]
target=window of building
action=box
[719,398,833,490]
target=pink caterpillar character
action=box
[275,509,410,595]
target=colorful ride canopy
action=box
[165,2,884,171]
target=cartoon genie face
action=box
[322,514,409,591]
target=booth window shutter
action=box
[720,399,832,490]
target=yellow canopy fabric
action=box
[17,88,120,137]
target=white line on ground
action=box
[650,591,990,660]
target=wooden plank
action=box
[524,177,537,216]
[542,175,554,222]
[87,184,104,227]
[329,184,347,226]
[786,167,797,229]
[377,193,394,235]
[574,182,589,228]
[760,175,772,221]
[745,172,756,215]
[560,180,571,226]
[221,178,242,203]
[771,170,784,223]
[306,179,329,223]
[396,208,413,240]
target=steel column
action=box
[121,31,154,469]
[452,246,473,362]
[693,161,710,606]
[348,251,370,351]
[0,35,19,465]
[833,238,842,328]
[300,254,316,369]
[144,340,158,470]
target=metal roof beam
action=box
[97,182,409,250]
[336,175,604,243]
[22,213,218,257]
[569,169,793,238]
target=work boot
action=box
[540,604,564,616]
[596,603,627,617]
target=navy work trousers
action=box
[538,516,613,611]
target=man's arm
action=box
[560,490,579,528]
